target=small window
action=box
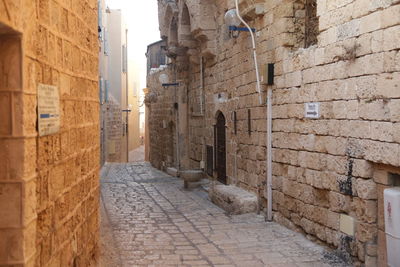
[104,30,109,55]
[99,77,104,104]
[305,0,318,47]
[206,145,213,176]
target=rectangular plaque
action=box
[305,102,320,119]
[38,84,60,136]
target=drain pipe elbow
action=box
[234,0,262,106]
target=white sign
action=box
[305,102,320,119]
[38,84,60,136]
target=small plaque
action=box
[305,102,320,119]
[38,84,60,136]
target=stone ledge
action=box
[209,184,258,215]
[166,167,179,177]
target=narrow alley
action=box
[100,163,350,267]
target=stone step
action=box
[209,184,258,215]
[166,167,179,177]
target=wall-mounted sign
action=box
[38,84,60,136]
[305,102,320,119]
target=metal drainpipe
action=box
[234,0,273,221]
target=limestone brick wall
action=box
[0,0,99,266]
[269,1,400,265]
[156,0,400,264]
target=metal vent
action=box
[206,145,213,177]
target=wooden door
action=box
[216,112,227,184]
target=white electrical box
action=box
[385,188,400,237]
[384,187,400,267]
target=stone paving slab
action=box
[100,163,351,267]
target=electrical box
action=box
[262,63,274,85]
[384,187,400,267]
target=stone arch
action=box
[214,110,225,121]
[178,2,199,63]
[161,1,179,40]
[185,0,217,60]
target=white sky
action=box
[107,0,161,89]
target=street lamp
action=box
[224,9,241,27]
[224,9,255,35]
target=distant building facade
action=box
[146,40,167,75]
[99,8,140,163]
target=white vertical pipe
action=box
[266,88,272,221]
[234,0,273,221]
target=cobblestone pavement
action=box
[129,145,145,162]
[100,163,350,267]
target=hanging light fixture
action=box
[159,73,179,87]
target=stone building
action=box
[147,0,400,265]
[146,40,167,75]
[0,0,99,266]
[99,7,141,164]
[99,8,129,163]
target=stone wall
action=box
[0,0,99,266]
[153,0,400,264]
[146,67,178,170]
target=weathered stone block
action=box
[355,178,377,200]
[0,93,11,135]
[0,183,22,228]
[383,25,400,52]
[356,222,378,243]
[359,10,382,34]
[329,191,351,212]
[352,159,373,179]
[0,228,24,263]
[351,198,377,224]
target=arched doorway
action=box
[216,112,226,184]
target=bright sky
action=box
[107,0,160,89]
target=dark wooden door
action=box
[216,112,226,184]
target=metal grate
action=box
[206,145,213,177]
